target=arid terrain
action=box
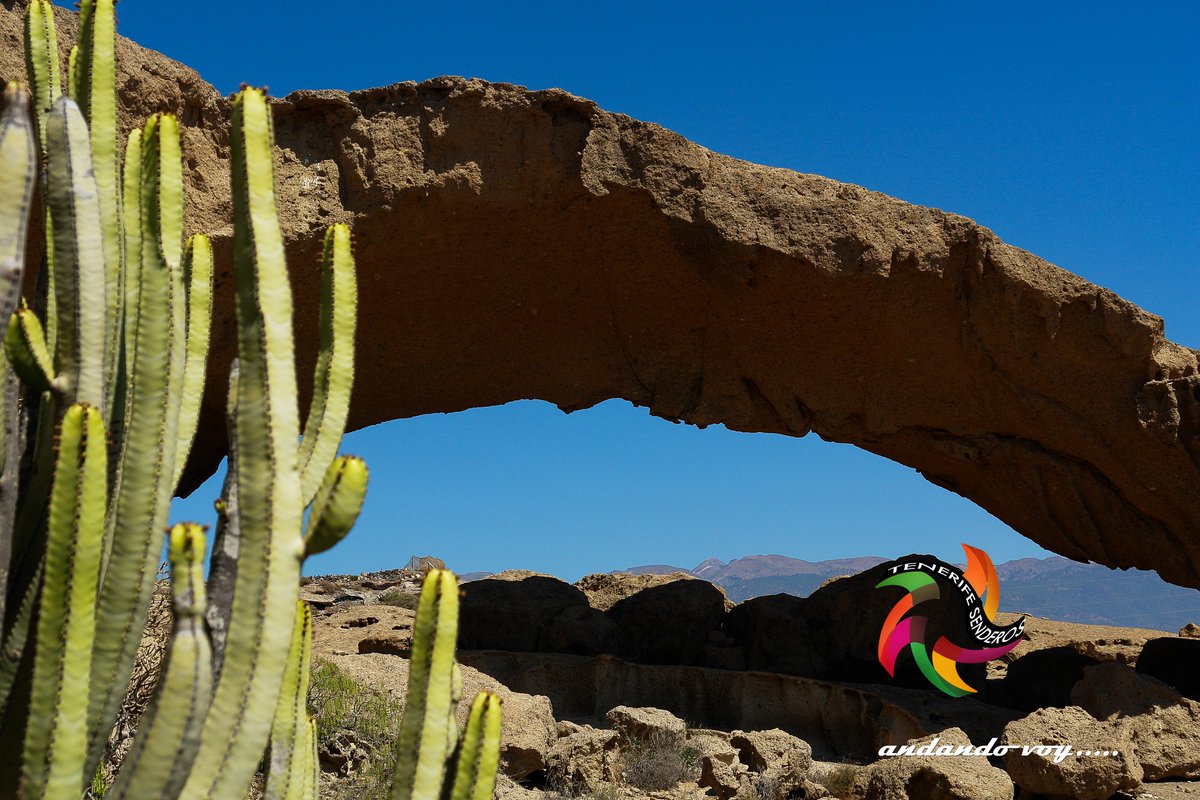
[291,561,1200,800]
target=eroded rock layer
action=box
[2,2,1198,586]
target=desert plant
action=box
[617,730,701,791]
[378,589,421,609]
[308,659,405,799]
[0,2,500,799]
[814,762,860,799]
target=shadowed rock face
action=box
[3,3,1199,586]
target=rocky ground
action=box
[298,565,1200,800]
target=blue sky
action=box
[92,1,1199,580]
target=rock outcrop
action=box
[723,557,988,689]
[1000,706,1142,800]
[1071,662,1200,781]
[1136,637,1200,701]
[3,2,1200,588]
[849,728,1014,800]
[575,571,709,612]
[457,650,1018,762]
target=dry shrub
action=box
[618,730,700,791]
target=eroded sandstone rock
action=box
[1072,662,1200,781]
[849,728,1013,800]
[575,572,704,612]
[2,3,1199,588]
[1001,706,1142,800]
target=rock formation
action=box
[2,2,1199,587]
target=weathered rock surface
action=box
[1001,706,1142,800]
[991,611,1167,667]
[848,728,1014,800]
[458,575,590,653]
[606,705,687,742]
[608,580,728,666]
[723,558,987,688]
[576,571,708,612]
[729,728,813,796]
[3,2,1198,588]
[1000,646,1102,712]
[545,725,619,792]
[1072,662,1200,781]
[459,650,1018,762]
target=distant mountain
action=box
[617,554,1200,631]
[622,564,691,576]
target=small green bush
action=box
[307,659,405,799]
[377,589,420,609]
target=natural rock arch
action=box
[3,4,1199,588]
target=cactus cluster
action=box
[0,2,500,799]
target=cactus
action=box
[392,569,504,800]
[21,403,106,800]
[0,5,503,800]
[0,84,34,337]
[304,454,369,558]
[448,692,503,800]
[106,524,212,800]
[86,110,189,772]
[264,601,314,800]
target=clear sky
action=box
[84,1,1199,580]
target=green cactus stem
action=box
[391,569,461,800]
[0,83,35,331]
[107,523,213,800]
[45,96,106,408]
[21,403,106,800]
[448,692,503,800]
[23,0,60,352]
[4,305,54,394]
[171,233,213,492]
[106,128,143,461]
[22,0,60,156]
[303,455,368,559]
[88,112,187,771]
[264,601,313,800]
[180,86,304,800]
[71,0,122,417]
[5,91,108,641]
[0,555,42,714]
[307,717,319,800]
[120,129,142,362]
[298,222,357,503]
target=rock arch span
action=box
[2,5,1198,587]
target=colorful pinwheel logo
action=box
[875,544,1025,697]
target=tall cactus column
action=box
[180,86,305,800]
